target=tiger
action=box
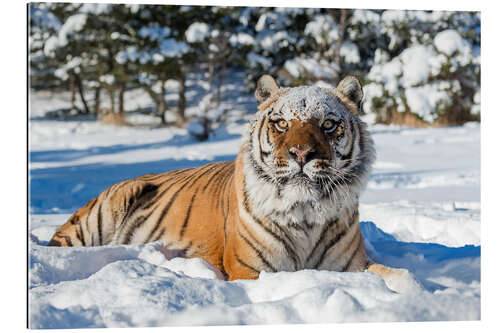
[48,74,410,288]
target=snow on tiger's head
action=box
[243,75,375,212]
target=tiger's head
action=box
[242,75,375,220]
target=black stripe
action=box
[264,124,273,149]
[109,181,130,196]
[240,220,271,253]
[223,173,233,243]
[122,212,152,244]
[201,162,231,193]
[85,198,98,246]
[141,170,197,211]
[79,223,86,246]
[340,117,355,163]
[247,152,273,183]
[236,254,261,274]
[140,168,193,182]
[238,231,277,272]
[258,117,268,163]
[153,227,166,242]
[75,225,83,244]
[179,190,198,239]
[145,164,221,243]
[315,229,348,269]
[214,164,234,210]
[306,217,338,263]
[341,234,362,272]
[241,187,299,269]
[61,234,73,247]
[97,203,103,245]
[119,183,159,229]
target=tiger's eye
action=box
[277,119,288,130]
[323,120,335,131]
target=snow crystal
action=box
[185,22,210,43]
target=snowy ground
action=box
[28,79,480,328]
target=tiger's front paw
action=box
[367,263,423,294]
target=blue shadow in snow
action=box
[360,221,480,292]
[29,154,237,214]
[30,128,242,164]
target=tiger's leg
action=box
[48,179,158,247]
[366,263,422,293]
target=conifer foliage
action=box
[29,4,480,127]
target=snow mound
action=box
[28,214,480,328]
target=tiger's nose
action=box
[288,146,316,165]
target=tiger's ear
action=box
[336,76,363,112]
[255,74,279,104]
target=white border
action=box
[5,0,498,332]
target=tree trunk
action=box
[70,77,76,109]
[109,88,115,114]
[94,86,101,115]
[177,72,186,125]
[159,80,167,124]
[215,63,226,106]
[333,9,348,76]
[118,84,125,114]
[74,73,90,114]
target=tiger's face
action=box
[246,75,374,207]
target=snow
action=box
[257,30,294,52]
[29,5,61,30]
[79,3,111,15]
[57,13,87,47]
[340,41,361,64]
[247,52,272,68]
[305,14,339,44]
[434,29,470,56]
[284,57,339,81]
[405,84,450,122]
[229,33,255,47]
[185,22,210,43]
[138,26,171,41]
[43,13,87,56]
[28,72,480,328]
[160,39,189,58]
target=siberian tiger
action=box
[49,75,408,287]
